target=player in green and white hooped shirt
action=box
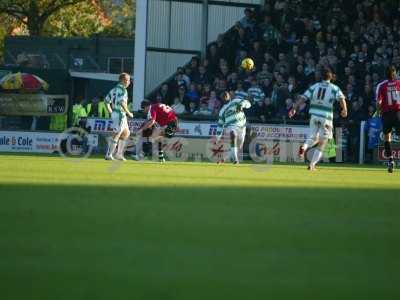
[216,91,251,164]
[104,73,134,161]
[290,69,347,170]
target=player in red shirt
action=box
[376,65,400,173]
[135,100,178,162]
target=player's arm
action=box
[106,103,112,114]
[104,93,113,114]
[216,113,225,141]
[339,97,347,118]
[140,118,156,132]
[289,94,306,118]
[375,84,382,116]
[121,101,133,118]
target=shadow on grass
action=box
[0,184,399,300]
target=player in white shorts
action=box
[104,73,134,161]
[289,69,347,170]
[216,91,251,164]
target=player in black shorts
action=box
[376,66,400,173]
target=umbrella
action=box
[0,72,49,91]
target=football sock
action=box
[107,139,118,157]
[158,142,164,160]
[310,149,323,167]
[384,141,393,159]
[231,146,238,162]
[117,139,127,156]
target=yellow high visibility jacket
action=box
[49,114,67,131]
[72,104,87,125]
[86,101,110,118]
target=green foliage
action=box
[100,0,135,38]
[42,1,108,37]
[0,0,135,62]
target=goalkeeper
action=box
[216,91,251,164]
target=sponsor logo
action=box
[378,145,400,161]
[0,136,11,145]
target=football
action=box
[241,58,255,71]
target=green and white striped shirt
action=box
[247,86,265,103]
[105,83,128,118]
[302,81,344,121]
[217,98,251,134]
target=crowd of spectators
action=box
[152,0,399,130]
[149,0,400,161]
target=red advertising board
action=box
[377,145,400,161]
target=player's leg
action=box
[229,128,239,164]
[308,121,331,170]
[106,132,120,160]
[151,127,165,162]
[300,117,319,159]
[134,127,153,160]
[115,123,130,161]
[234,127,246,164]
[309,138,327,170]
[106,112,121,160]
[382,112,395,173]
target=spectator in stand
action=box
[262,97,276,121]
[278,98,294,120]
[171,97,186,115]
[159,83,173,105]
[259,14,280,50]
[239,8,256,30]
[235,82,248,99]
[257,63,273,82]
[263,51,275,72]
[207,90,222,116]
[247,78,265,103]
[227,72,239,91]
[261,78,273,97]
[249,40,264,67]
[194,65,212,85]
[194,101,212,116]
[177,86,190,111]
[187,101,197,114]
[207,43,221,74]
[249,99,265,122]
[185,83,200,105]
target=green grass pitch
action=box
[0,154,399,300]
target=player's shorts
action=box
[309,115,333,141]
[164,119,178,138]
[111,111,129,134]
[142,119,178,139]
[226,126,246,147]
[382,111,400,135]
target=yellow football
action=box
[241,58,255,71]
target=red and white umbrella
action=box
[0,72,49,91]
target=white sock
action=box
[107,139,118,157]
[117,139,127,156]
[231,146,238,162]
[310,149,323,167]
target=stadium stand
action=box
[149,0,399,161]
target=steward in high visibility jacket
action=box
[72,100,88,126]
[49,114,67,131]
[86,98,110,118]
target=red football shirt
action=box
[148,103,177,126]
[376,79,400,113]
